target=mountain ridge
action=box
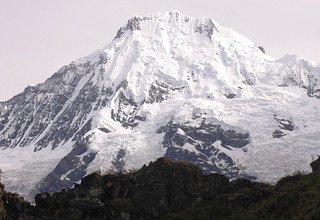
[0,11,320,201]
[2,157,320,219]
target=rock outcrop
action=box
[1,157,320,219]
[0,179,31,220]
[1,11,320,200]
[0,182,6,219]
[311,156,320,172]
[32,158,231,219]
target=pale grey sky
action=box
[0,0,319,101]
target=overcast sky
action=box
[0,0,319,101]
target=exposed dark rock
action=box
[114,16,143,39]
[146,82,170,104]
[1,157,320,219]
[273,129,286,138]
[145,81,184,104]
[114,27,127,39]
[98,127,110,133]
[194,19,216,39]
[0,55,110,151]
[157,119,252,179]
[0,179,31,220]
[0,181,6,219]
[273,115,294,138]
[126,17,142,31]
[243,78,254,85]
[258,46,265,54]
[30,158,235,219]
[225,93,236,99]
[81,171,102,187]
[112,149,127,171]
[111,86,140,128]
[36,137,96,194]
[306,75,319,98]
[134,115,146,121]
[310,156,320,172]
[274,116,294,131]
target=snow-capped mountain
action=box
[1,11,320,200]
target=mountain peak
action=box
[1,11,320,202]
[114,11,218,40]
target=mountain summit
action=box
[0,11,320,200]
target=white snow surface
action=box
[1,11,320,199]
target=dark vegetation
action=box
[1,157,320,219]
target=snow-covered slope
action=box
[1,11,320,200]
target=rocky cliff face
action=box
[2,157,320,219]
[0,158,231,219]
[0,182,5,219]
[0,179,31,220]
[1,11,320,200]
